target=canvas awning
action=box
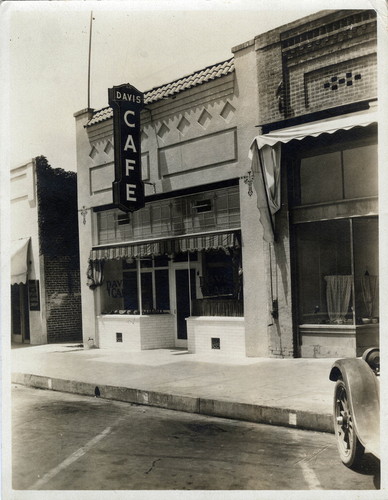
[248,109,378,243]
[250,110,378,150]
[11,237,30,284]
[89,230,240,261]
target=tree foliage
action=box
[36,156,79,261]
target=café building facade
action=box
[75,9,379,358]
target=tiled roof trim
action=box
[86,58,234,127]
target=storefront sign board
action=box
[108,84,144,212]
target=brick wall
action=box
[187,317,245,356]
[36,157,82,344]
[140,316,175,350]
[267,164,294,358]
[97,314,175,350]
[44,255,82,343]
[256,10,377,125]
[254,9,378,359]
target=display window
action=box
[193,248,243,317]
[101,256,170,314]
[295,217,378,325]
[291,131,378,327]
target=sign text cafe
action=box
[108,84,145,212]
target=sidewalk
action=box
[11,343,336,433]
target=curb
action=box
[12,372,334,434]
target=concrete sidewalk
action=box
[11,343,336,433]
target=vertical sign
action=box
[28,280,40,311]
[108,84,145,212]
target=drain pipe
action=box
[188,251,192,316]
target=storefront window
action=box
[295,217,378,325]
[352,218,379,320]
[192,249,243,317]
[155,269,170,310]
[127,258,170,313]
[123,272,138,310]
[101,257,170,314]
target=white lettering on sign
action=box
[124,110,135,127]
[115,91,142,103]
[125,159,135,175]
[124,134,137,152]
[109,84,144,211]
[126,184,137,201]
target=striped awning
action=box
[178,231,237,252]
[90,231,239,261]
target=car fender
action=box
[329,358,380,459]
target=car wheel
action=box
[333,379,365,468]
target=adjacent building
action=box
[11,156,82,344]
[247,9,379,357]
[75,9,379,358]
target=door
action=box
[174,268,197,346]
[11,283,30,343]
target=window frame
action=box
[122,257,170,312]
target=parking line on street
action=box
[29,425,113,490]
[299,459,322,489]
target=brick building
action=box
[75,9,379,358]
[11,156,82,344]
[244,9,379,357]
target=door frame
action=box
[170,260,201,348]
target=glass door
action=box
[171,262,199,348]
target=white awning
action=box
[11,237,30,285]
[248,109,378,244]
[251,110,378,150]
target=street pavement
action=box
[11,343,337,433]
[11,385,380,491]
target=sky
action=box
[2,0,377,173]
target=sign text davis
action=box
[108,84,145,212]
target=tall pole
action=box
[87,11,93,109]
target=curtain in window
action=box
[361,273,378,318]
[325,275,352,322]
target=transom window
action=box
[96,185,240,245]
[293,140,377,207]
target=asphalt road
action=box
[11,384,380,491]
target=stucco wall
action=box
[74,109,98,347]
[11,160,47,344]
[75,71,246,351]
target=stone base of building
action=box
[299,324,379,358]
